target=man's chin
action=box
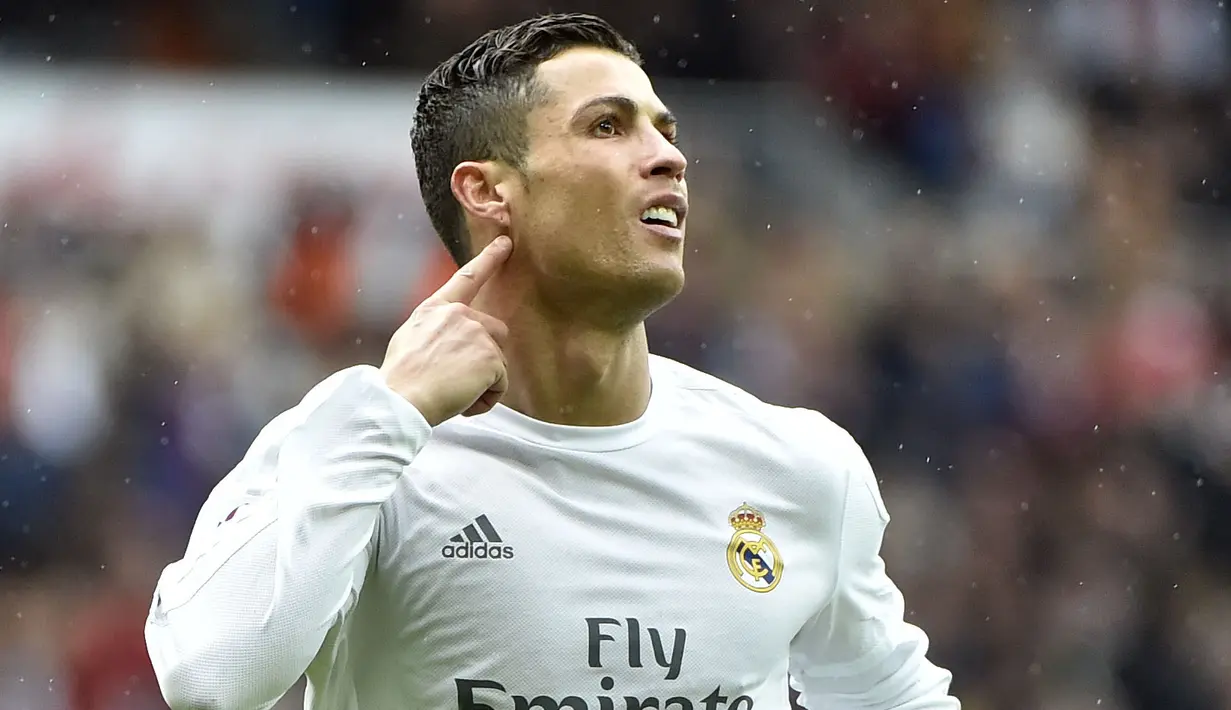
[538,257,685,326]
[615,264,686,320]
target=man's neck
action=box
[472,292,653,427]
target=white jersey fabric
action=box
[145,355,959,710]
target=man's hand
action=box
[380,236,512,426]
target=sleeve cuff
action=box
[350,364,434,454]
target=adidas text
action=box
[441,543,515,560]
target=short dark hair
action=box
[411,14,641,266]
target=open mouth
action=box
[639,205,680,229]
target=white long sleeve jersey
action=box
[146,355,959,710]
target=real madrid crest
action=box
[726,503,783,593]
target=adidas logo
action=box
[441,514,515,560]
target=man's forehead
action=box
[533,47,663,115]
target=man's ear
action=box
[451,161,514,231]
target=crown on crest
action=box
[729,504,766,531]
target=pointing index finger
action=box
[428,236,513,305]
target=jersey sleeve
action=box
[144,365,432,710]
[788,427,960,709]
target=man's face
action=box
[507,47,689,319]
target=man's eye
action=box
[594,118,618,137]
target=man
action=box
[145,13,960,710]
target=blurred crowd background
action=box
[2,1,1231,708]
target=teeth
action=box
[640,205,679,227]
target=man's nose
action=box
[643,134,687,182]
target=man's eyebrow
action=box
[573,95,678,129]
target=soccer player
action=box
[144,13,960,710]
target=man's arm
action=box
[144,236,513,710]
[145,365,431,710]
[788,431,960,709]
